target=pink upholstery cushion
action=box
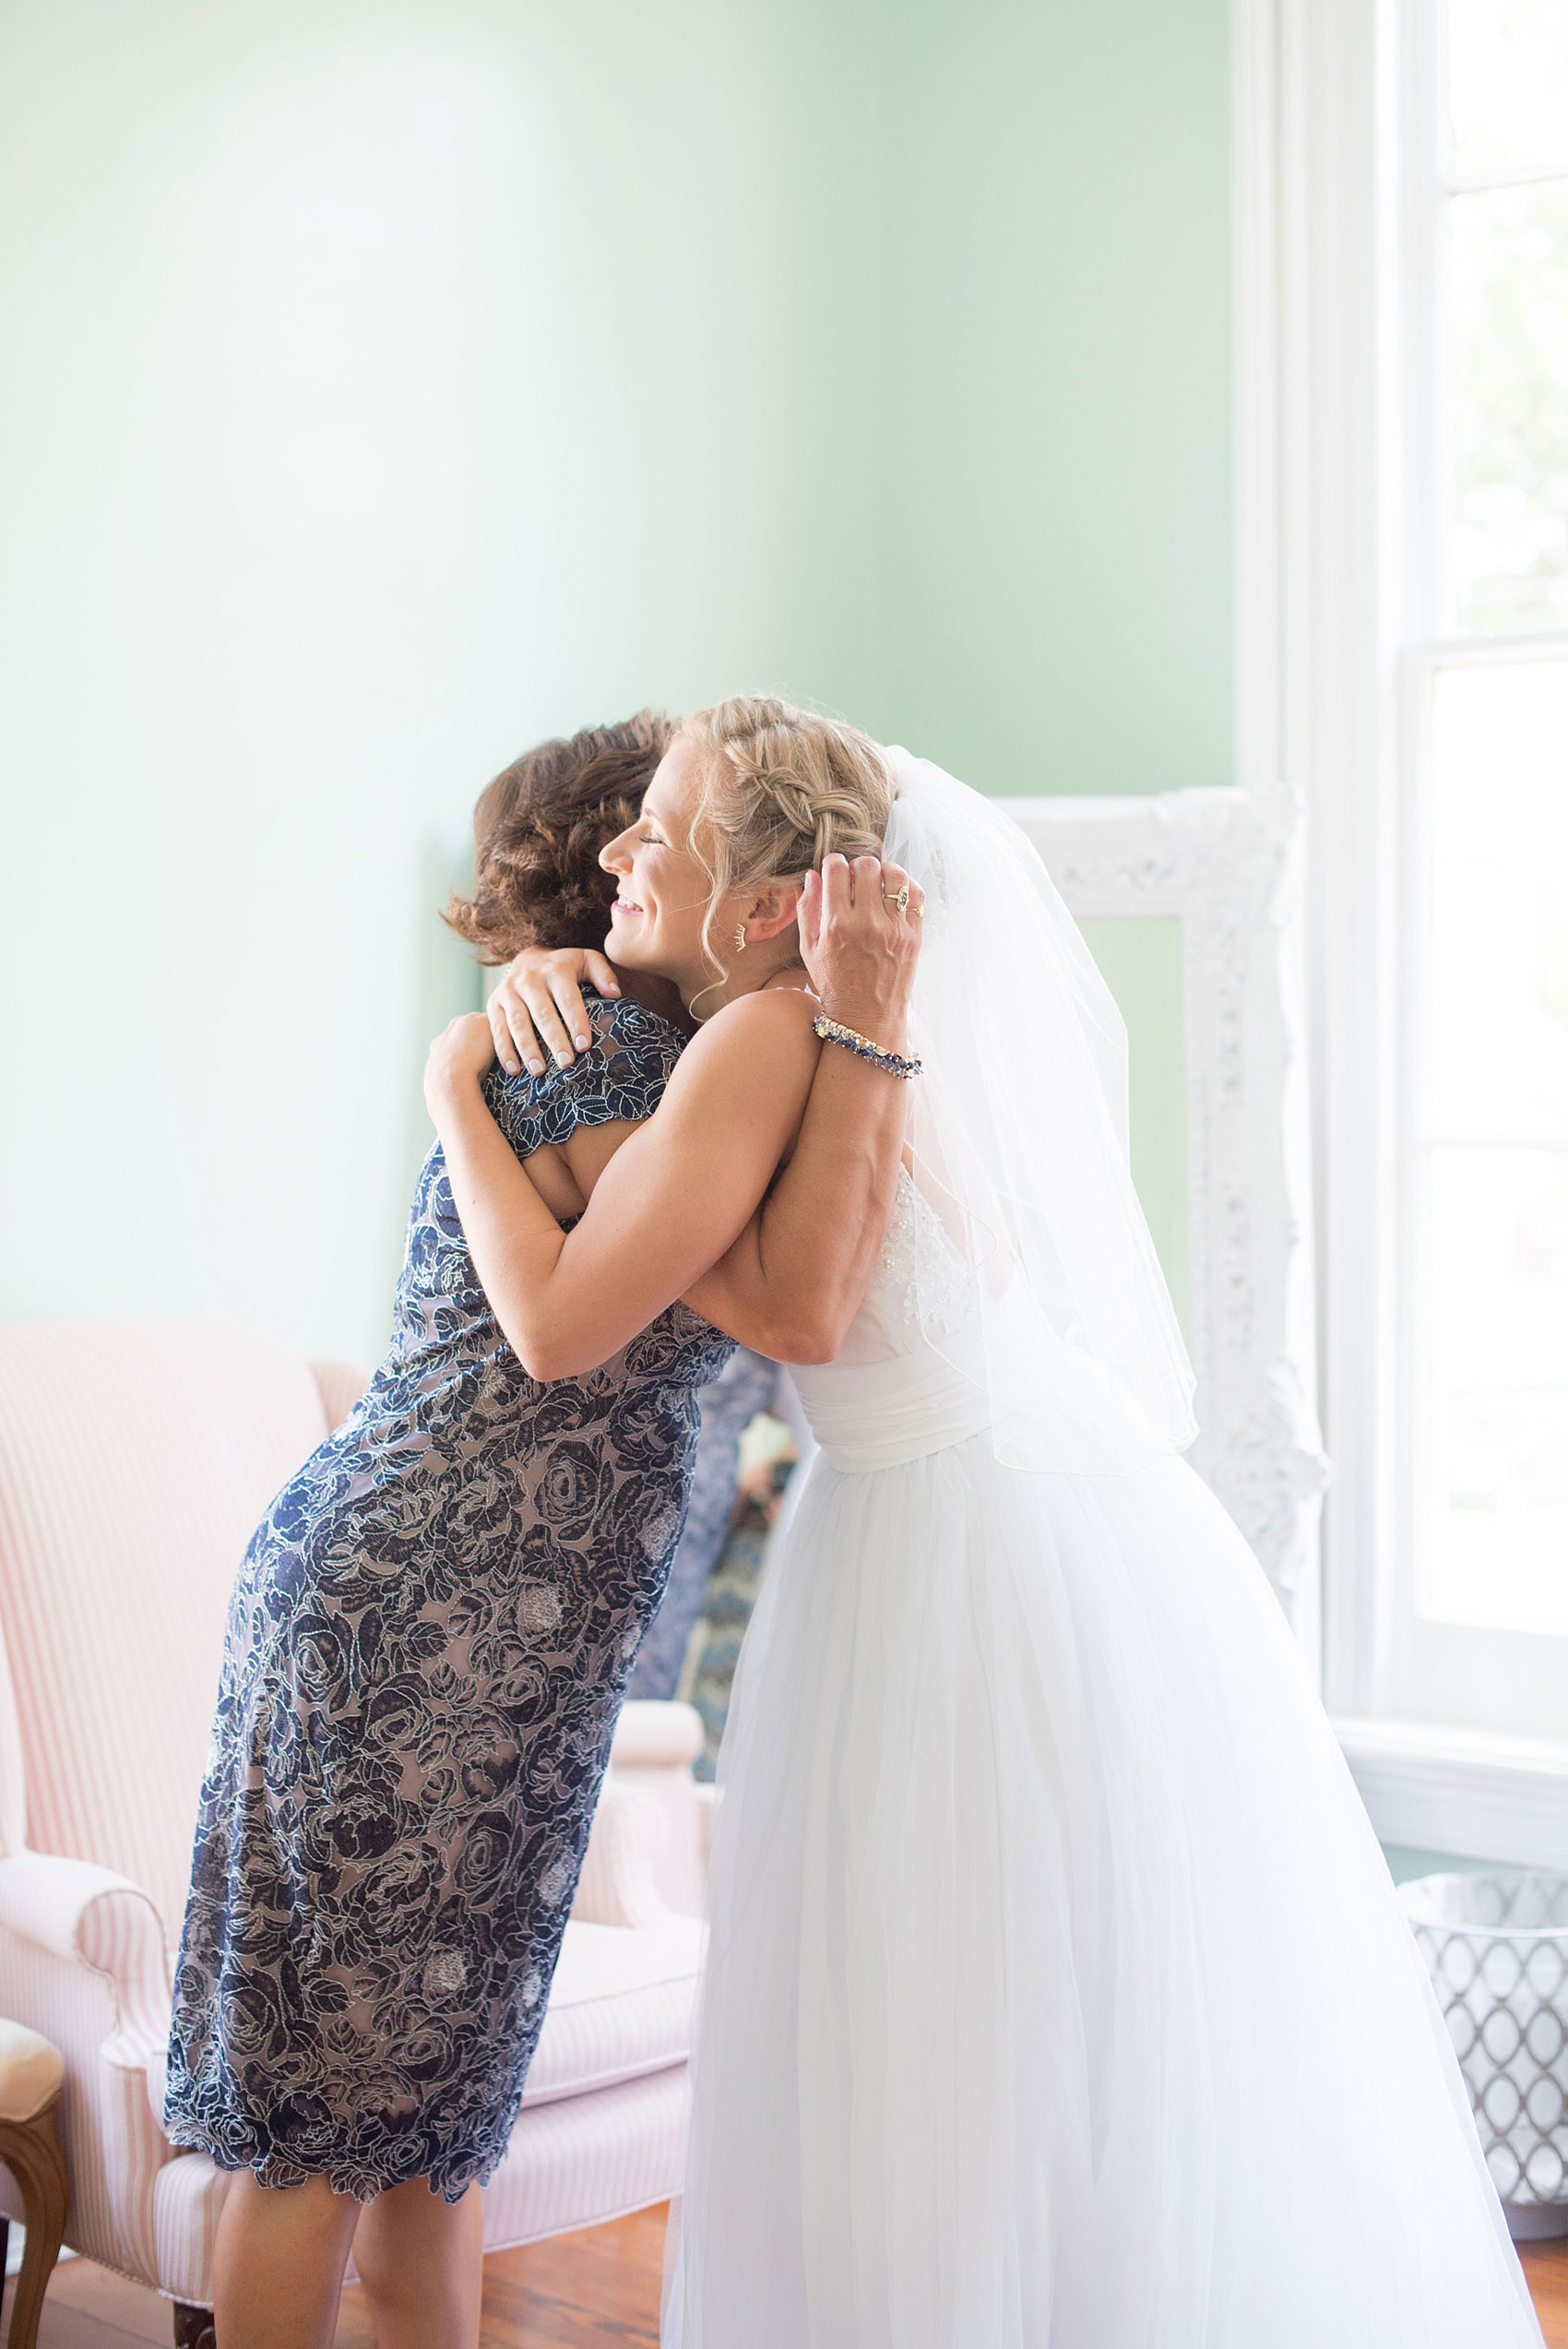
[520,1918,703,2109]
[143,1914,703,2134]
[307,1358,371,1435]
[480,2068,689,2249]
[151,2068,690,2297]
[0,2017,64,2121]
[0,1319,331,1946]
[610,1700,704,1771]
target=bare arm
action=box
[683,855,922,1362]
[481,853,925,1365]
[426,988,822,1382]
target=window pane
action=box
[1421,660,1568,1636]
[1451,179,1568,635]
[1429,659,1568,1138]
[1425,1148,1568,1634]
[1448,0,1568,182]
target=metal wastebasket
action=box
[1400,1869,1568,2239]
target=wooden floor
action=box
[1529,2236,1568,2348]
[338,2202,666,2347]
[12,2209,1567,2345]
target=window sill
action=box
[1335,1716,1568,1869]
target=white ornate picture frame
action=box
[1003,786,1331,1648]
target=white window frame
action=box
[1392,1,1568,1743]
[1234,0,1568,1863]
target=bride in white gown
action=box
[664,745,1543,2345]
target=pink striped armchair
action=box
[0,1318,708,2338]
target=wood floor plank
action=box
[339,2202,1568,2347]
[42,2260,170,2343]
[20,2207,1567,2345]
[0,2256,167,2349]
[334,2203,665,2347]
[34,2313,138,2349]
[1522,2237,1568,2348]
[33,2290,148,2349]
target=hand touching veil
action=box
[886,750,1196,1468]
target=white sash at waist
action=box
[789,1342,992,1473]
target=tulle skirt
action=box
[663,1433,1543,2346]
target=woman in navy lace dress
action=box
[165,982,723,2182]
[165,714,920,2349]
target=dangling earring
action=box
[733,923,747,953]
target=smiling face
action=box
[598,735,719,1000]
[599,731,809,1014]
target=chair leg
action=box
[172,2305,216,2349]
[0,2104,67,2349]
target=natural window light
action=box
[1401,0,1568,1725]
[1423,658,1568,1640]
[1447,0,1568,635]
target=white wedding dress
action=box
[663,748,1544,2347]
[663,1173,1543,2347]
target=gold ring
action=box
[895,885,910,912]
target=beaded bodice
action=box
[831,1167,978,1367]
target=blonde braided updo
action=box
[680,695,895,996]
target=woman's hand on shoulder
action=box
[486,948,621,1079]
[423,1012,497,1121]
[799,853,923,1051]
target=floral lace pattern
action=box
[164,993,732,2202]
[879,1167,979,1339]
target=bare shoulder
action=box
[663,985,822,1105]
[714,984,821,1043]
[699,986,821,1061]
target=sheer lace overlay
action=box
[165,994,732,2202]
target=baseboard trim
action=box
[1336,1715,1568,1870]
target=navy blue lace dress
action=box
[164,991,733,2201]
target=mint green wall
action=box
[0,0,884,1365]
[873,0,1234,797]
[1078,919,1191,1336]
[0,0,1231,1365]
[1382,1847,1498,1886]
[868,0,1231,1299]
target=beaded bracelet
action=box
[812,1012,923,1080]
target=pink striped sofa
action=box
[0,1318,710,2331]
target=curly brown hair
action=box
[443,710,671,962]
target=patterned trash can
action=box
[1399,1870,1568,2240]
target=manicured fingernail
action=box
[576,1033,590,1051]
[528,1058,543,1075]
[555,1052,571,1068]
